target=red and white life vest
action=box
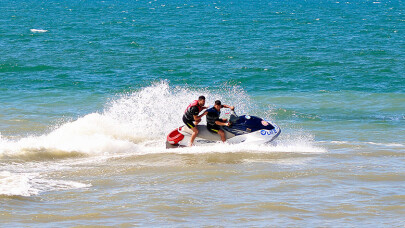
[184,100,203,114]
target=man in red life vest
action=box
[183,96,206,146]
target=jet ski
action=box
[166,111,281,148]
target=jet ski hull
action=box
[166,114,281,148]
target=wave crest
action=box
[0,81,322,160]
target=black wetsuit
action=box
[206,107,223,133]
[183,105,200,129]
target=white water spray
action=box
[0,81,323,159]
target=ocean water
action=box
[1,0,404,227]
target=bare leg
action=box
[218,129,226,142]
[189,127,199,146]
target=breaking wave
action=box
[0,81,325,196]
[0,81,323,160]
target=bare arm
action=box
[215,120,230,126]
[196,111,208,121]
[221,105,235,110]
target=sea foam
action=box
[0,171,90,197]
[30,29,48,33]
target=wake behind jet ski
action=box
[166,110,281,148]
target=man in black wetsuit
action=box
[200,100,234,143]
[183,96,206,146]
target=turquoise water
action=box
[1,0,404,226]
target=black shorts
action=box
[207,124,220,133]
[183,115,195,129]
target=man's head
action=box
[214,100,222,110]
[198,95,206,106]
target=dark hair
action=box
[215,100,221,106]
[199,95,206,100]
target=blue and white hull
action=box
[166,114,281,148]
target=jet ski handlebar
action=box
[229,110,239,124]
